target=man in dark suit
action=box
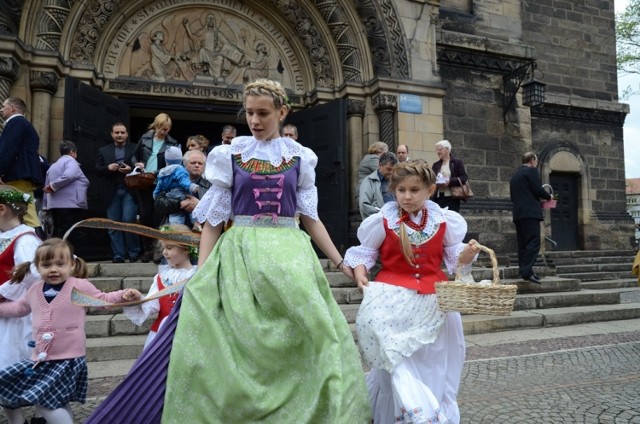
[509,152,552,284]
[0,97,43,227]
[96,123,141,263]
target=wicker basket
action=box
[435,243,517,316]
[124,171,156,190]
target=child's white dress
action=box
[344,200,470,424]
[124,264,197,348]
[0,224,41,369]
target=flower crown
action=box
[158,226,199,259]
[0,190,33,206]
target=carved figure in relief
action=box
[130,24,183,82]
[183,15,244,82]
[242,41,270,82]
[149,31,177,82]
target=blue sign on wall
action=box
[399,94,422,114]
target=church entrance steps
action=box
[581,278,638,289]
[461,302,640,335]
[82,256,639,383]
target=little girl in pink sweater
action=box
[0,238,140,424]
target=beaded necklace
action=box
[397,207,428,232]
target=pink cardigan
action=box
[0,277,128,361]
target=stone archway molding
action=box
[26,0,409,85]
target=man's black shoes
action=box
[523,274,542,284]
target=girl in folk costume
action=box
[0,186,44,424]
[0,238,141,424]
[124,224,197,349]
[86,78,370,423]
[344,160,481,424]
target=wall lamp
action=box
[503,61,546,118]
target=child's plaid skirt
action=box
[0,357,87,410]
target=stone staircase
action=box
[84,250,640,380]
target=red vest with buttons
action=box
[150,275,179,332]
[0,233,35,285]
[375,218,448,294]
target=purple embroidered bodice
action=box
[232,157,300,218]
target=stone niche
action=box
[101,2,304,93]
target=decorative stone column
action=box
[373,93,398,151]
[0,56,19,131]
[29,70,60,158]
[347,99,365,208]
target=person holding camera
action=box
[95,123,141,263]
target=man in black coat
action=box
[0,97,43,227]
[95,123,141,263]
[509,152,552,284]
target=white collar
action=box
[228,136,305,167]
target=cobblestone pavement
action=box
[3,331,640,423]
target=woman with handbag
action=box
[431,139,469,212]
[131,113,180,262]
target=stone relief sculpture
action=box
[130,23,183,82]
[242,41,270,83]
[183,14,244,83]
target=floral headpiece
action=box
[0,189,33,208]
[158,225,199,259]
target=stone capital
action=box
[0,56,20,81]
[373,93,397,112]
[347,99,365,117]
[29,70,60,94]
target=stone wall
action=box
[522,0,618,102]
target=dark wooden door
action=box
[286,100,348,254]
[63,77,130,259]
[550,172,579,250]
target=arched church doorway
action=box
[63,78,348,259]
[549,172,579,250]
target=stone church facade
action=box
[0,0,633,255]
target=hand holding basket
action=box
[435,243,517,316]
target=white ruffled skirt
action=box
[356,282,465,424]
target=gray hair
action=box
[183,149,206,165]
[379,152,398,166]
[435,139,452,152]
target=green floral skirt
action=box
[163,225,371,423]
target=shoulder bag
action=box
[450,177,474,201]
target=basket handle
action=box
[542,184,554,196]
[455,243,500,286]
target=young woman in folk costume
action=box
[345,160,481,424]
[87,78,371,423]
[0,186,45,424]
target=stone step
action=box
[513,289,620,310]
[554,263,632,274]
[88,358,136,379]
[556,271,633,282]
[84,301,640,364]
[461,302,640,335]
[86,335,146,362]
[544,250,636,259]
[551,256,634,266]
[580,279,638,289]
